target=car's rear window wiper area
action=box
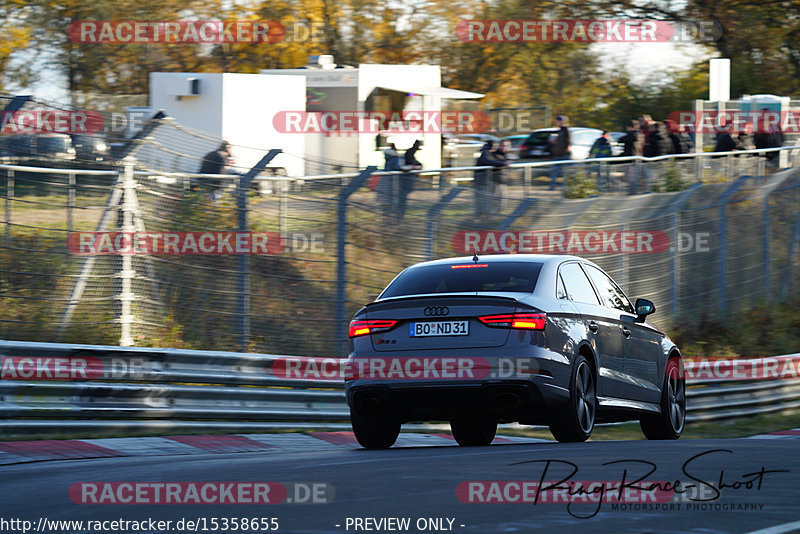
[379,261,543,298]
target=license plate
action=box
[409,321,469,337]
[531,149,544,155]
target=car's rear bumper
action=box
[346,377,569,425]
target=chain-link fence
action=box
[2,114,800,357]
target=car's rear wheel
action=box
[350,409,401,449]
[640,357,685,440]
[450,418,497,446]
[549,355,595,442]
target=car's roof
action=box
[407,254,587,269]
[503,134,529,140]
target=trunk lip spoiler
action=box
[368,292,521,305]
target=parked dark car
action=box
[70,134,110,161]
[36,134,76,160]
[518,127,603,160]
[0,135,36,158]
[345,254,685,448]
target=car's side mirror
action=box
[634,298,655,322]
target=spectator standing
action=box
[198,141,232,200]
[665,119,687,154]
[396,140,423,219]
[754,109,784,170]
[589,131,613,190]
[549,115,571,190]
[378,143,402,214]
[492,140,511,211]
[713,121,738,154]
[474,141,506,219]
[619,121,643,193]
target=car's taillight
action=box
[348,319,398,338]
[478,313,546,330]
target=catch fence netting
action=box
[1,114,800,355]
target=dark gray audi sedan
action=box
[345,254,685,448]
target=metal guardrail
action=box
[0,340,798,435]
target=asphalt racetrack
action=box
[1,435,799,534]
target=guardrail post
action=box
[235,150,282,350]
[426,187,464,260]
[337,166,376,356]
[5,169,12,240]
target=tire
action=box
[450,418,497,446]
[549,355,596,442]
[350,409,401,449]
[640,357,685,440]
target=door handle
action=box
[588,321,599,333]
[622,327,631,337]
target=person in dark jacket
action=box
[753,109,784,169]
[396,140,422,219]
[378,143,401,214]
[589,131,613,190]
[619,121,643,157]
[619,121,644,194]
[665,119,687,154]
[492,140,511,211]
[197,141,232,198]
[644,122,672,157]
[474,141,507,219]
[549,115,571,190]
[713,128,738,154]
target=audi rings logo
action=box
[424,306,450,317]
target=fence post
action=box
[621,222,630,288]
[763,196,770,302]
[336,166,376,357]
[425,187,465,260]
[119,160,136,346]
[523,166,531,197]
[5,169,12,240]
[671,211,681,317]
[718,200,728,314]
[67,173,75,233]
[234,150,282,350]
[279,177,288,238]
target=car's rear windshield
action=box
[379,261,543,298]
